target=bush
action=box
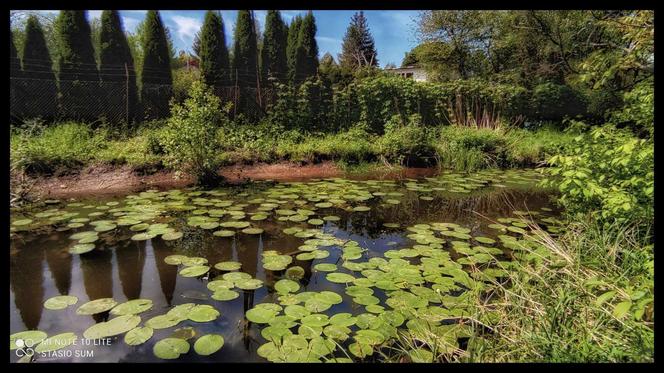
[542,124,654,226]
[171,68,201,104]
[530,82,587,122]
[377,114,436,166]
[160,81,230,185]
[436,126,508,171]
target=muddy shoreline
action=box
[14,162,440,200]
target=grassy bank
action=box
[10,121,574,176]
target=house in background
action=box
[384,65,428,82]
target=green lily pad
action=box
[302,313,330,328]
[110,299,153,315]
[44,295,78,310]
[153,338,190,359]
[214,261,242,271]
[76,298,118,315]
[10,330,47,350]
[83,315,141,339]
[188,305,220,322]
[326,272,355,283]
[124,326,153,346]
[275,279,300,294]
[194,334,224,356]
[162,231,184,240]
[34,332,77,353]
[213,230,235,237]
[212,289,240,301]
[146,314,182,329]
[246,307,278,324]
[179,265,210,278]
[68,243,95,254]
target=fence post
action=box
[234,69,238,118]
[125,63,129,124]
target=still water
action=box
[9,169,561,363]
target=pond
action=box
[9,168,565,363]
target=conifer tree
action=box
[99,10,138,123]
[260,10,288,84]
[199,11,230,88]
[286,15,302,83]
[295,11,319,82]
[232,10,259,88]
[339,11,378,70]
[10,30,24,123]
[140,10,173,120]
[56,10,100,121]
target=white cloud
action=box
[170,15,202,43]
[88,10,102,20]
[122,16,141,32]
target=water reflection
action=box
[115,240,146,300]
[10,239,44,329]
[45,242,72,295]
[151,238,177,306]
[80,248,114,322]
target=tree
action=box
[260,10,288,84]
[198,11,230,87]
[232,10,259,88]
[10,30,24,123]
[295,11,319,83]
[339,11,379,70]
[55,10,100,121]
[140,10,173,120]
[98,10,138,124]
[286,15,302,83]
[318,52,342,86]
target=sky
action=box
[33,10,421,67]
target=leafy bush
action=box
[377,114,436,166]
[610,80,653,137]
[160,81,230,185]
[171,68,201,104]
[530,82,587,122]
[435,126,508,171]
[542,124,654,226]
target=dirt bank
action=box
[15,162,440,201]
[20,162,342,200]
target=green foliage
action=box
[295,11,319,84]
[140,10,173,120]
[376,114,435,166]
[232,10,259,87]
[530,82,587,122]
[160,81,230,186]
[172,68,201,104]
[55,10,99,121]
[199,11,230,87]
[98,10,138,124]
[260,10,288,84]
[609,80,653,137]
[286,16,302,84]
[543,124,653,226]
[16,16,58,122]
[10,122,107,174]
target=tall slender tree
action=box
[260,10,288,84]
[198,11,230,88]
[98,10,138,124]
[21,16,58,122]
[140,10,173,120]
[231,10,259,88]
[339,11,379,70]
[286,15,302,83]
[10,30,24,123]
[56,10,99,121]
[295,11,319,82]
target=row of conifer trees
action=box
[10,10,322,125]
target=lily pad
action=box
[188,305,220,322]
[110,299,153,315]
[83,315,141,339]
[153,338,190,360]
[44,295,78,310]
[10,330,47,350]
[214,261,242,271]
[76,298,118,315]
[179,265,210,278]
[124,326,153,346]
[193,334,224,356]
[34,332,77,353]
[212,289,240,301]
[274,279,300,294]
[326,272,356,284]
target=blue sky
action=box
[35,10,421,67]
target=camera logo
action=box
[14,338,35,358]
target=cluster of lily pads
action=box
[10,169,563,362]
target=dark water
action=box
[9,169,560,363]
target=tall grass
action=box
[467,218,654,362]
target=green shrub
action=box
[160,81,230,185]
[377,114,436,166]
[435,126,508,171]
[530,82,588,122]
[171,68,201,104]
[542,124,654,226]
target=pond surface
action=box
[9,168,564,363]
